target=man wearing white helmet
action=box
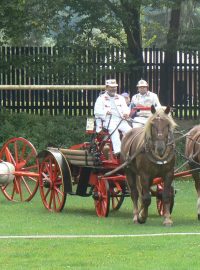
[130,79,161,127]
[94,79,132,157]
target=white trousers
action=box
[106,119,132,154]
[132,116,148,128]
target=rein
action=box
[103,130,144,177]
[173,130,200,172]
[172,130,190,143]
[98,117,123,149]
[175,147,200,172]
[103,146,143,177]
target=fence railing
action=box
[0,46,200,119]
[0,85,105,116]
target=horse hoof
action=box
[164,223,172,227]
[163,219,173,226]
[137,217,146,224]
[133,216,138,224]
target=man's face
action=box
[107,86,117,97]
[138,86,148,95]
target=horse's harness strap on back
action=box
[126,130,145,161]
[187,131,200,166]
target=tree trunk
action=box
[120,1,144,95]
[160,1,182,105]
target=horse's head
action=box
[145,105,176,159]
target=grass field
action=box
[0,180,200,269]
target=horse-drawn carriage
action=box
[0,106,199,226]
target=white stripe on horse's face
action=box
[150,118,170,158]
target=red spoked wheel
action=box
[39,153,67,212]
[0,137,39,202]
[156,184,175,216]
[93,179,110,217]
[110,182,126,211]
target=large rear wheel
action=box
[39,152,68,212]
[0,137,39,202]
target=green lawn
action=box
[0,180,199,270]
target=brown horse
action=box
[121,105,177,226]
[185,125,200,220]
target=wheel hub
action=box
[92,192,101,200]
[43,180,51,188]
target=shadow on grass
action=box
[62,206,132,220]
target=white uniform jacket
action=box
[94,92,130,132]
[131,91,161,117]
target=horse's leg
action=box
[192,172,200,220]
[138,176,152,224]
[125,170,139,223]
[136,175,143,212]
[162,173,174,226]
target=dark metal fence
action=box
[0,46,199,119]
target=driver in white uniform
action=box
[94,79,132,157]
[130,79,162,128]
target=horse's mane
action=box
[137,108,177,147]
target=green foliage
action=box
[0,110,195,167]
[1,0,200,50]
[0,110,88,152]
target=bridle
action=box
[144,119,175,165]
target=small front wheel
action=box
[93,179,110,217]
[110,182,126,211]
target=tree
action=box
[1,0,200,96]
[0,0,65,46]
[178,0,200,50]
[159,0,182,104]
[55,0,144,91]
